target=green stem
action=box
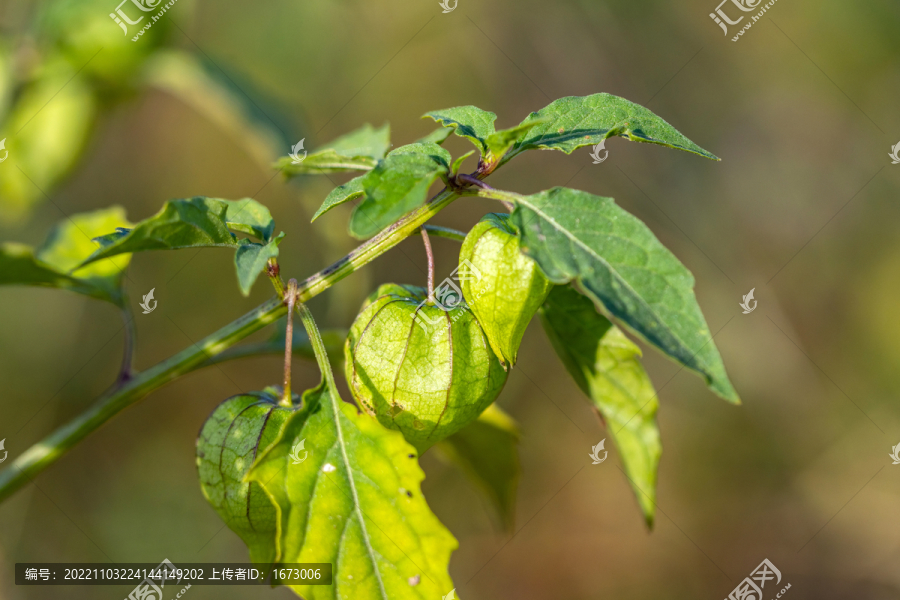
[295,303,338,391]
[196,329,347,369]
[462,186,521,210]
[0,187,462,504]
[422,225,466,243]
[266,257,286,298]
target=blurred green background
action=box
[1,0,899,598]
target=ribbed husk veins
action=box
[196,389,295,565]
[460,213,553,367]
[345,283,507,453]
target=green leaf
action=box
[79,197,239,267]
[348,145,450,239]
[451,150,475,177]
[423,106,497,153]
[436,404,520,532]
[539,285,660,526]
[460,213,552,367]
[416,127,453,145]
[196,390,297,565]
[322,122,391,159]
[248,305,458,599]
[223,198,275,241]
[511,187,739,403]
[0,207,133,304]
[386,141,452,166]
[0,243,93,296]
[482,118,549,164]
[277,123,391,176]
[234,232,285,296]
[311,176,366,222]
[504,93,719,164]
[0,60,96,222]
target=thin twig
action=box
[420,227,435,301]
[282,279,299,407]
[266,258,286,298]
[457,173,493,189]
[116,304,136,384]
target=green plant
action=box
[0,93,738,598]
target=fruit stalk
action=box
[281,279,299,407]
[420,227,435,301]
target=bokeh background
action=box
[1,0,899,598]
